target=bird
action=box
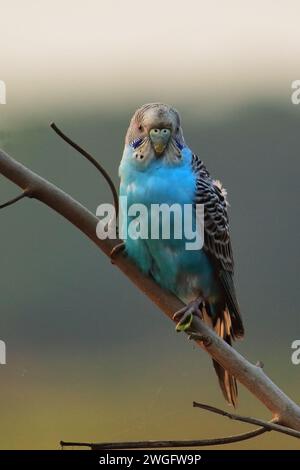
[118,103,244,406]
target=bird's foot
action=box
[110,242,125,264]
[173,298,205,332]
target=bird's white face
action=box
[124,103,185,168]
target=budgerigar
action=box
[118,103,244,406]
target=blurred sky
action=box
[1,0,300,123]
[0,0,300,450]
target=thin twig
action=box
[193,402,300,439]
[50,122,119,218]
[60,426,268,449]
[0,189,30,209]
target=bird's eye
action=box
[138,125,143,131]
[176,127,180,132]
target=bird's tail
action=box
[212,309,239,407]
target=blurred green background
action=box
[0,0,300,450]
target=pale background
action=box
[0,0,300,449]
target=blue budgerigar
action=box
[118,103,244,406]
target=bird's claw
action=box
[173,298,205,332]
[110,242,125,264]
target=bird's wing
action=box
[191,153,244,338]
[192,153,234,272]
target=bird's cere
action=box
[149,128,171,155]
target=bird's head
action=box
[125,103,185,166]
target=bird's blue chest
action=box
[120,159,211,293]
[119,149,216,303]
[125,163,195,207]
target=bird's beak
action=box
[149,128,171,156]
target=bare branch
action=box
[1,146,300,433]
[50,122,119,218]
[60,425,268,449]
[193,402,300,439]
[0,188,31,209]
